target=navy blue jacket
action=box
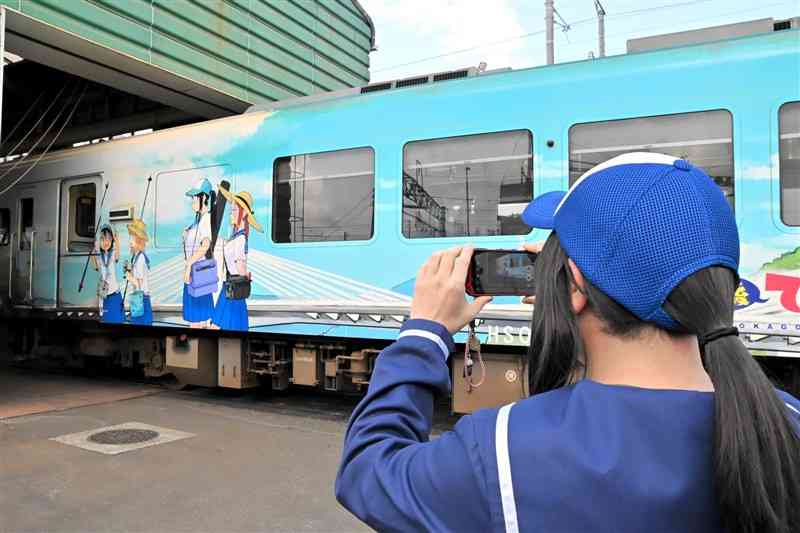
[335,319,800,532]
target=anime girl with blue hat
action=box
[90,223,124,323]
[182,178,215,328]
[210,189,262,332]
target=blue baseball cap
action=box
[186,178,213,197]
[522,152,740,330]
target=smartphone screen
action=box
[466,249,537,296]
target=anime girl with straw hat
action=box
[125,218,152,326]
[210,190,262,332]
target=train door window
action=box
[19,198,33,250]
[272,148,375,243]
[402,130,533,238]
[0,208,9,246]
[67,183,96,252]
[779,102,800,226]
[569,110,734,210]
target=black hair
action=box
[193,191,215,226]
[528,233,800,532]
[99,227,114,252]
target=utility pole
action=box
[545,0,554,65]
[595,0,606,58]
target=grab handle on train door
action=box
[28,230,36,302]
[8,232,14,300]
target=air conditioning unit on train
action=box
[108,205,135,222]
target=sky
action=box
[359,0,800,82]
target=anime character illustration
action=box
[210,190,262,332]
[182,178,217,328]
[126,218,152,326]
[90,223,123,323]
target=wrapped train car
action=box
[1,26,799,410]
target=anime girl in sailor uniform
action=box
[90,223,124,323]
[210,190,262,332]
[126,218,152,326]
[182,179,215,328]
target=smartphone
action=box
[466,249,538,296]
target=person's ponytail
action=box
[528,237,799,531]
[664,267,800,533]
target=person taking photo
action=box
[335,153,800,533]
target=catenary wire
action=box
[0,82,88,197]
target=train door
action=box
[58,175,101,308]
[12,194,35,303]
[10,181,60,306]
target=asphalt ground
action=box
[0,367,458,533]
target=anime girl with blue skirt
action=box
[126,219,152,326]
[210,190,262,331]
[182,179,215,328]
[91,223,124,323]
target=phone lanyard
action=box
[464,320,485,392]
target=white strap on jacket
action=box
[788,402,800,416]
[496,403,519,533]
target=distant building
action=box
[627,16,798,53]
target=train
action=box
[1,24,799,410]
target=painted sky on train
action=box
[361,0,800,82]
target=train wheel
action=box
[161,374,189,391]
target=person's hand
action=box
[520,241,545,305]
[184,267,191,284]
[410,246,492,334]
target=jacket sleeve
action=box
[335,319,492,532]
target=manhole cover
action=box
[88,429,159,445]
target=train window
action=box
[65,183,96,252]
[272,148,375,243]
[0,208,9,246]
[71,183,96,237]
[19,198,33,251]
[779,102,800,226]
[569,110,734,210]
[402,130,533,238]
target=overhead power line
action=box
[371,0,751,75]
[0,82,70,158]
[0,82,88,197]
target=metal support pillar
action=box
[0,7,5,147]
[595,0,606,58]
[545,0,554,65]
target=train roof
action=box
[248,24,800,115]
[1,24,797,170]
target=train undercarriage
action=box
[0,311,533,414]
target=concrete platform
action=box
[0,383,376,532]
[0,366,163,419]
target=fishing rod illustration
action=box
[121,176,152,312]
[77,182,110,292]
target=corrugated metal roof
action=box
[0,0,374,105]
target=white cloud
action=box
[740,234,800,275]
[362,0,528,81]
[741,153,779,180]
